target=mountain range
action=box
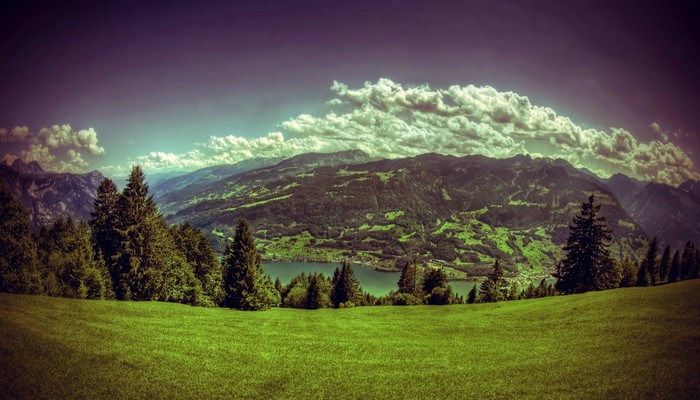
[607,174,700,251]
[161,151,647,280]
[2,151,698,280]
[0,159,103,229]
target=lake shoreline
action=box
[263,261,479,297]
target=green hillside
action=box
[2,281,699,399]
[165,153,647,278]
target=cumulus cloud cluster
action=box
[138,78,698,186]
[134,131,324,171]
[1,124,105,173]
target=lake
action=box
[263,262,478,297]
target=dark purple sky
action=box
[0,0,698,181]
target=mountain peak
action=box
[277,149,371,168]
[10,159,45,174]
[12,159,32,173]
[510,153,532,164]
[27,161,45,173]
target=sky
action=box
[0,0,699,186]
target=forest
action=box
[1,165,699,311]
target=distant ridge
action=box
[0,161,103,229]
[151,156,286,199]
[606,174,700,251]
[7,159,46,174]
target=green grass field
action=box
[2,281,699,399]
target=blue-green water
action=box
[263,262,478,297]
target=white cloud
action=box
[650,122,669,143]
[2,154,18,165]
[21,143,55,166]
[134,78,699,186]
[135,132,326,171]
[0,126,30,142]
[97,164,128,177]
[38,124,105,155]
[0,124,105,173]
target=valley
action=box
[4,150,700,283]
[163,152,648,279]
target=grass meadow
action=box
[2,280,699,399]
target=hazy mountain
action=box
[9,159,46,174]
[0,160,104,230]
[110,170,189,192]
[606,173,646,206]
[151,157,286,200]
[607,174,700,251]
[274,150,374,169]
[157,150,373,215]
[163,152,647,277]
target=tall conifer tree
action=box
[0,180,41,294]
[658,244,671,282]
[479,259,507,302]
[680,242,696,280]
[89,178,121,290]
[171,222,223,305]
[331,261,360,308]
[668,250,681,283]
[466,285,478,304]
[113,166,197,303]
[636,261,650,287]
[637,237,658,286]
[305,274,322,310]
[555,195,617,294]
[222,218,279,310]
[397,260,417,295]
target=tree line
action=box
[2,168,699,310]
[553,195,700,295]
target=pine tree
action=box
[0,180,41,294]
[637,237,658,286]
[171,222,223,305]
[89,178,121,290]
[113,166,198,303]
[466,285,477,304]
[306,274,322,310]
[479,259,507,302]
[658,244,671,282]
[222,218,279,310]
[113,166,158,299]
[422,267,448,294]
[274,277,283,296]
[397,260,418,295]
[421,267,452,305]
[536,278,549,297]
[523,282,536,299]
[40,218,112,299]
[680,242,696,280]
[636,261,650,287]
[555,195,617,294]
[668,250,681,283]
[331,261,361,308]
